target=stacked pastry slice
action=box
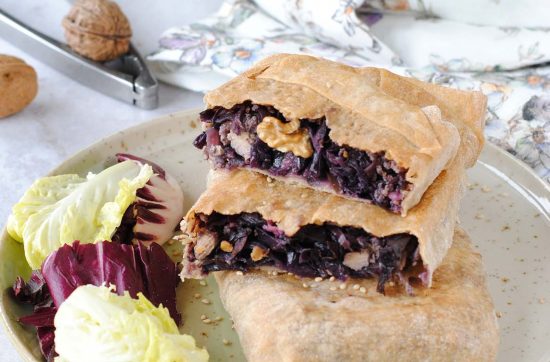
[181,54,499,361]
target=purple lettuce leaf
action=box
[12,270,56,360]
[135,242,180,322]
[41,241,145,307]
[41,240,180,324]
[19,307,56,327]
[12,270,52,309]
[36,327,56,362]
[13,240,180,361]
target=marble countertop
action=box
[0,0,222,360]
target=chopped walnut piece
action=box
[220,240,233,253]
[194,232,217,260]
[256,116,313,158]
[251,245,268,261]
[343,250,371,271]
[227,131,252,160]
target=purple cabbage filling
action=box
[194,101,412,213]
[191,212,419,293]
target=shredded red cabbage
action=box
[190,212,419,293]
[194,101,412,213]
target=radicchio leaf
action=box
[37,327,56,362]
[114,154,184,246]
[41,241,144,307]
[41,241,180,324]
[12,270,52,308]
[19,307,56,327]
[12,270,56,360]
[13,241,181,361]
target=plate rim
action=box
[1,108,548,362]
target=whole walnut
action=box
[0,55,38,118]
[62,0,132,62]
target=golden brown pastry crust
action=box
[214,228,499,362]
[204,54,486,214]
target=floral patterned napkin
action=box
[147,0,550,182]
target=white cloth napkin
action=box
[147,0,550,181]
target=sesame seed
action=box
[301,193,307,198]
[199,280,207,286]
[194,293,201,299]
[302,283,309,288]
[359,287,366,293]
[201,298,211,305]
[310,283,318,288]
[215,316,223,321]
[288,272,294,276]
[329,276,335,282]
[203,318,212,324]
[236,271,244,276]
[266,177,273,183]
[330,286,337,291]
[223,339,231,346]
[200,314,207,320]
[314,277,323,282]
[339,283,346,290]
[353,284,360,290]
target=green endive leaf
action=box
[7,161,153,269]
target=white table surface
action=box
[0,1,222,360]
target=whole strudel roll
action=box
[193,54,486,215]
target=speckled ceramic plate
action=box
[1,109,549,362]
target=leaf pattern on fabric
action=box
[147,0,550,181]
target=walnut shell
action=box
[0,55,38,118]
[62,0,132,62]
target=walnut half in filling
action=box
[194,101,413,213]
[185,212,420,293]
